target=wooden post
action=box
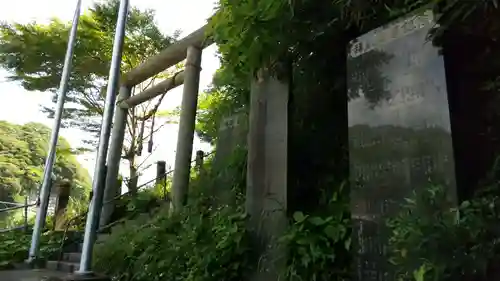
[53,181,71,231]
[156,161,167,201]
[195,150,204,174]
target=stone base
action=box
[61,272,110,281]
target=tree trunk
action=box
[127,160,139,194]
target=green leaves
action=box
[0,229,74,269]
[0,121,91,207]
[0,0,177,149]
[293,211,306,223]
[387,184,500,281]
[93,193,253,281]
[281,185,350,281]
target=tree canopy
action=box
[0,121,91,203]
[0,0,180,191]
[0,0,178,140]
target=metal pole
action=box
[76,0,129,274]
[24,196,28,233]
[99,86,131,229]
[27,0,82,263]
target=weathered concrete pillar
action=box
[53,181,71,231]
[100,86,131,228]
[246,68,289,281]
[171,46,202,211]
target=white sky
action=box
[0,0,220,189]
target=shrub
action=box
[93,201,253,281]
[387,185,500,281]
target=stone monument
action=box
[347,9,457,281]
[211,110,248,203]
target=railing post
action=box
[171,46,202,211]
[195,150,204,174]
[24,196,28,233]
[156,161,167,201]
[53,181,71,231]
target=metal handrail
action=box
[0,201,37,233]
[0,200,30,207]
[58,210,88,261]
[0,225,28,233]
[55,150,214,261]
[0,203,36,213]
[104,150,214,205]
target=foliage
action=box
[387,185,500,281]
[0,0,180,192]
[94,149,252,281]
[93,145,355,281]
[208,0,500,79]
[189,145,246,205]
[0,229,80,269]
[0,121,91,203]
[280,182,351,281]
[0,0,177,136]
[93,200,253,281]
[196,67,249,144]
[108,189,163,224]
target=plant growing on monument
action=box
[0,0,180,193]
[387,184,500,281]
[280,182,351,281]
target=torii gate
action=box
[78,11,214,279]
[76,17,214,279]
[25,0,213,277]
[29,0,288,279]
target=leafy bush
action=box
[0,229,78,269]
[107,189,163,225]
[280,182,351,281]
[93,201,253,281]
[387,185,500,281]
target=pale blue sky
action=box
[0,0,220,188]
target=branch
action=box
[136,143,161,169]
[140,118,174,143]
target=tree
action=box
[0,121,91,203]
[0,0,181,192]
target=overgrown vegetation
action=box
[0,229,82,269]
[93,149,351,281]
[387,184,500,281]
[0,121,91,204]
[90,0,500,280]
[2,0,500,280]
[0,0,181,192]
[280,182,351,281]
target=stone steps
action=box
[62,252,81,263]
[44,232,111,275]
[46,260,80,274]
[45,212,154,276]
